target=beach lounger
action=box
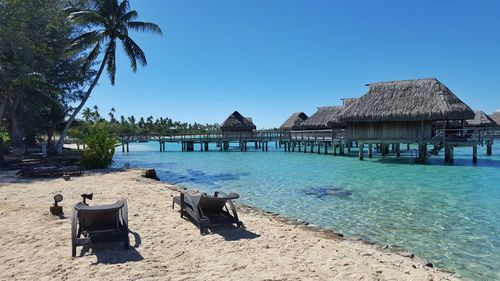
[172,190,242,234]
[71,199,129,257]
[16,165,84,178]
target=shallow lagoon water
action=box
[114,142,500,280]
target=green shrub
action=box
[81,123,116,169]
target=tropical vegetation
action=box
[0,0,163,161]
[80,122,115,169]
[76,106,220,136]
[56,0,162,154]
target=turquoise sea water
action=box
[114,142,500,280]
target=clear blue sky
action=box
[87,0,500,129]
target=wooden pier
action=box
[118,128,499,164]
[120,130,348,153]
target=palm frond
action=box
[69,30,104,51]
[82,42,102,71]
[121,38,137,72]
[126,21,163,35]
[121,37,146,67]
[117,0,130,18]
[68,10,105,26]
[122,10,137,22]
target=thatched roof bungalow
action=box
[339,78,475,143]
[489,112,500,126]
[280,112,308,130]
[466,110,497,127]
[300,106,345,130]
[220,111,256,132]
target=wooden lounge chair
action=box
[17,165,84,178]
[172,190,242,234]
[71,199,129,257]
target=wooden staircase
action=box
[415,133,445,162]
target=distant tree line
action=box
[75,106,220,136]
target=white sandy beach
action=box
[0,169,460,281]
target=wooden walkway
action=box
[118,128,499,164]
[119,129,348,153]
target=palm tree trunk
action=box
[0,102,5,121]
[56,52,109,154]
[5,113,24,150]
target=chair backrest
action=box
[197,192,239,214]
[75,201,124,230]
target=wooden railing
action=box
[289,129,345,142]
[119,131,292,143]
[119,129,346,143]
[434,128,492,145]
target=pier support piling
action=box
[444,146,454,164]
[396,143,400,157]
[487,141,492,156]
[359,142,364,160]
[368,144,373,158]
[473,145,478,164]
[339,143,345,156]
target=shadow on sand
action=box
[208,224,261,241]
[79,230,144,265]
[179,214,261,241]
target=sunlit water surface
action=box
[114,142,500,280]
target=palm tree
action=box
[56,0,162,154]
[82,107,93,122]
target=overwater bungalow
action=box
[339,78,476,162]
[300,106,345,130]
[466,110,497,127]
[280,106,346,154]
[279,112,308,130]
[220,111,256,132]
[489,112,500,127]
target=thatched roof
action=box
[342,98,358,107]
[466,110,497,127]
[220,111,256,132]
[489,112,500,126]
[300,106,345,130]
[280,112,308,130]
[339,78,475,122]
